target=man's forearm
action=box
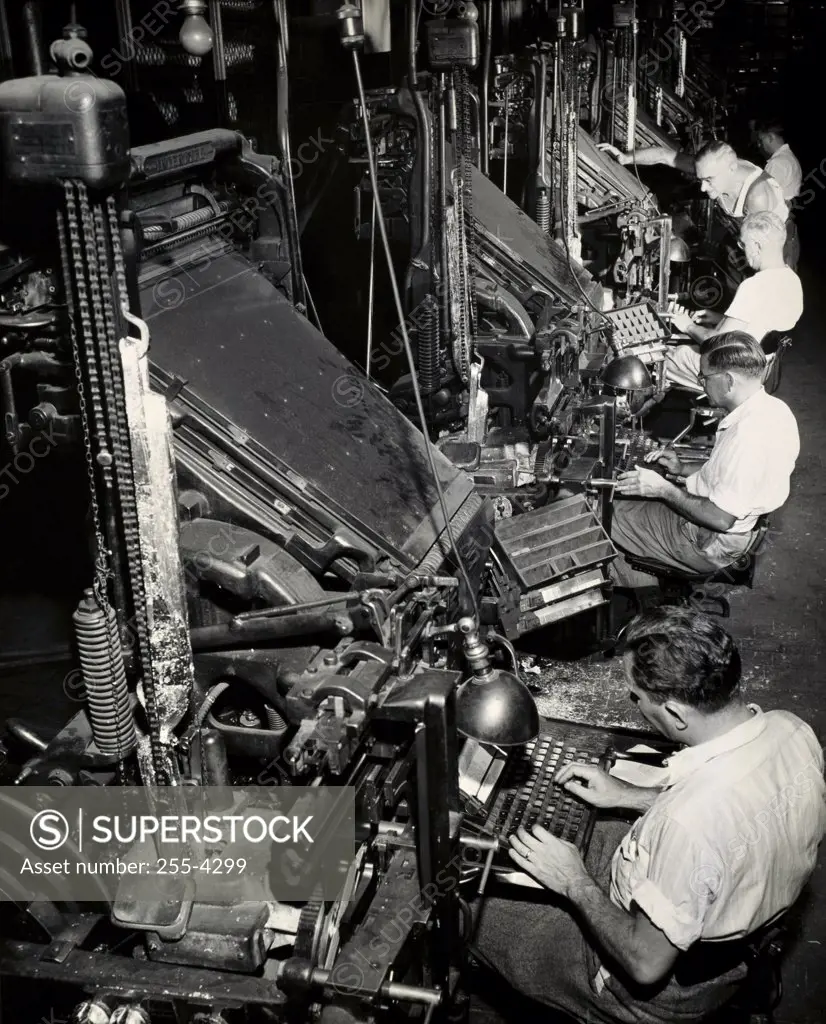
[657,480,732,530]
[617,786,662,814]
[680,322,714,343]
[620,146,693,175]
[620,146,673,167]
[567,875,652,982]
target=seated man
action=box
[610,333,799,588]
[472,607,825,1024]
[665,211,803,390]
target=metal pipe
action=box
[0,0,12,80]
[20,1,45,76]
[407,0,417,88]
[189,611,352,651]
[404,0,432,300]
[437,74,451,349]
[535,52,548,187]
[113,0,137,91]
[7,718,48,753]
[273,0,305,309]
[480,0,492,174]
[209,0,229,125]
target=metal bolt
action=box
[239,710,260,728]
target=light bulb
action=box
[179,13,213,56]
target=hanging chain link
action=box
[450,65,478,385]
[60,181,167,783]
[59,182,113,608]
[456,65,478,342]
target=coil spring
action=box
[418,294,440,396]
[536,190,550,233]
[72,590,137,759]
[265,705,288,731]
[135,42,254,68]
[417,492,484,574]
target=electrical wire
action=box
[553,73,615,333]
[303,273,324,333]
[366,193,376,378]
[350,48,479,623]
[274,0,304,306]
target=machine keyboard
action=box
[614,428,657,473]
[460,720,618,862]
[487,736,603,850]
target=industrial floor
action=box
[1,242,825,1024]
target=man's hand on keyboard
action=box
[668,311,694,335]
[644,448,684,476]
[555,761,636,809]
[508,824,589,898]
[692,308,722,327]
[616,465,669,498]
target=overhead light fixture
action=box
[179,0,213,57]
[455,618,539,747]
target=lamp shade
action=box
[455,669,540,746]
[600,354,652,391]
[669,237,691,263]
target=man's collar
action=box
[718,386,767,431]
[662,705,765,787]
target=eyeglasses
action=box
[697,369,726,386]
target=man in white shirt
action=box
[665,211,803,391]
[471,607,825,1023]
[753,121,802,267]
[610,332,799,587]
[754,120,802,202]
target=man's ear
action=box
[663,700,690,732]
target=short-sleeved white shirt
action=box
[725,267,803,342]
[766,144,802,202]
[609,707,825,951]
[684,387,799,534]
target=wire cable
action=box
[366,193,376,378]
[553,74,615,334]
[351,48,479,622]
[303,273,324,333]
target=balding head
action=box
[740,211,787,269]
[695,141,738,199]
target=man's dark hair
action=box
[624,607,742,712]
[755,118,785,138]
[700,331,767,378]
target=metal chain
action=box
[451,67,473,384]
[105,195,171,784]
[456,66,478,342]
[60,182,113,607]
[563,41,578,248]
[59,185,130,770]
[61,182,168,783]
